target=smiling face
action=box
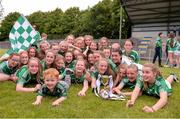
[40,43,50,52]
[119,68,126,78]
[90,42,97,51]
[98,60,108,75]
[85,37,92,46]
[126,68,137,82]
[43,68,59,91]
[45,51,55,65]
[75,39,84,48]
[103,49,111,58]
[124,40,133,52]
[111,52,121,64]
[51,45,59,54]
[29,48,36,58]
[142,66,156,83]
[100,39,108,48]
[66,36,75,44]
[65,52,73,63]
[20,52,29,65]
[8,55,20,68]
[44,77,58,91]
[28,60,39,74]
[55,59,65,69]
[88,53,94,64]
[59,43,68,52]
[75,60,86,74]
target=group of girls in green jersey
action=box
[0,34,178,112]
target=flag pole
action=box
[119,5,123,45]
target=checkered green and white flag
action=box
[0,15,41,59]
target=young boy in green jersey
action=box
[32,68,67,106]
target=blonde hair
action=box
[39,40,50,48]
[143,63,162,90]
[28,57,42,83]
[65,34,75,40]
[118,63,127,73]
[126,64,138,72]
[97,58,115,80]
[43,68,59,80]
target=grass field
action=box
[0,49,180,118]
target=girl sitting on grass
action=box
[16,57,42,92]
[32,68,68,106]
[126,63,176,112]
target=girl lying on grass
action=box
[16,57,42,92]
[113,64,141,96]
[126,63,178,112]
[32,68,68,106]
[0,53,20,82]
[62,59,93,97]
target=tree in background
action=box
[0,12,20,40]
[0,0,129,41]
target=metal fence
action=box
[0,39,167,63]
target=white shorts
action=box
[165,80,172,96]
[174,51,180,55]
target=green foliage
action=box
[0,0,129,41]
[0,12,20,40]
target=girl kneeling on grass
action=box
[16,57,42,92]
[32,68,68,106]
[126,63,176,112]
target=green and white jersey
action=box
[16,65,38,85]
[0,61,17,75]
[108,58,118,73]
[123,50,140,63]
[37,82,67,97]
[136,76,172,97]
[65,60,76,69]
[58,67,65,75]
[71,73,85,84]
[175,41,180,52]
[155,37,162,48]
[40,60,53,71]
[166,38,177,52]
[58,50,65,56]
[62,70,88,84]
[120,74,142,89]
